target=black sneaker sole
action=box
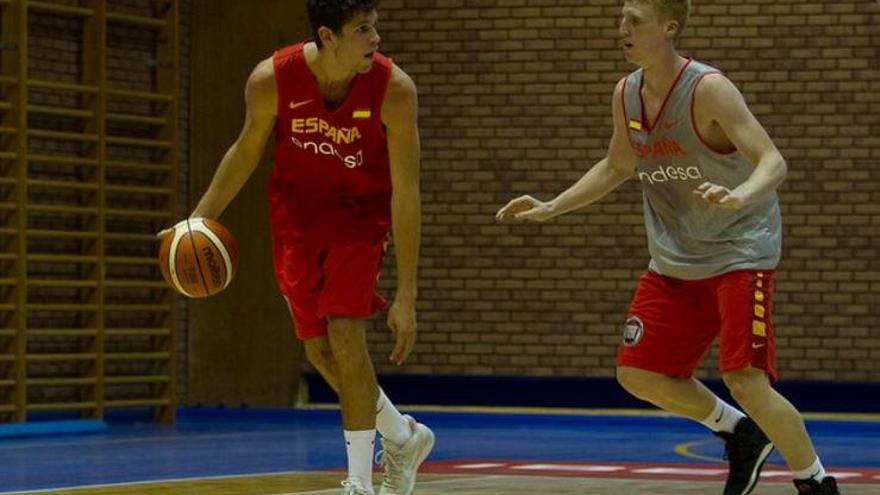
[738,442,775,495]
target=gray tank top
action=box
[623,59,781,280]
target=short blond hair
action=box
[629,0,691,40]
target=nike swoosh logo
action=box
[289,99,313,110]
[714,409,724,423]
[752,343,765,349]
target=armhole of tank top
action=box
[272,50,286,120]
[273,48,301,137]
[621,75,636,149]
[375,58,394,122]
[690,71,738,157]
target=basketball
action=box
[158,217,239,298]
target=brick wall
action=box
[364,0,880,382]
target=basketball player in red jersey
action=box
[498,1,839,495]
[172,1,433,494]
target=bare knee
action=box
[617,366,662,400]
[326,317,369,363]
[722,369,770,410]
[304,337,334,370]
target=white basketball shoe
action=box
[377,415,435,495]
[340,476,373,495]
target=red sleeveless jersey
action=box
[269,42,393,246]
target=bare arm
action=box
[692,74,787,209]
[191,58,278,219]
[547,78,636,216]
[381,64,421,365]
[496,78,636,222]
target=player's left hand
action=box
[387,298,417,366]
[693,181,744,210]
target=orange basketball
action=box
[159,217,239,298]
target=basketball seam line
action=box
[168,226,193,298]
[187,218,212,297]
[191,221,233,289]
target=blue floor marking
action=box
[0,408,876,492]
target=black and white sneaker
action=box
[793,476,840,494]
[716,417,775,495]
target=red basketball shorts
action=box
[273,233,388,340]
[617,269,777,382]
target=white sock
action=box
[793,457,826,482]
[376,388,412,447]
[344,429,376,491]
[700,397,746,434]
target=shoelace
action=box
[376,447,405,487]
[340,479,368,495]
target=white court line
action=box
[512,464,626,473]
[633,467,727,476]
[455,463,507,469]
[0,470,310,494]
[1,472,499,495]
[826,472,865,480]
[269,475,502,495]
[760,470,797,478]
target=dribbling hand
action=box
[495,195,554,222]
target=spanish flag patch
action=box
[628,119,643,131]
[352,109,371,119]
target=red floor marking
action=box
[422,460,880,485]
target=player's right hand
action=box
[387,298,417,366]
[495,195,554,222]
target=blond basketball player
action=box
[164,1,434,494]
[497,1,839,494]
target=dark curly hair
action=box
[307,0,380,48]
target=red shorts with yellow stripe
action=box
[616,269,777,382]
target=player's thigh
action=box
[716,270,778,382]
[617,271,718,378]
[274,239,327,340]
[317,235,388,319]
